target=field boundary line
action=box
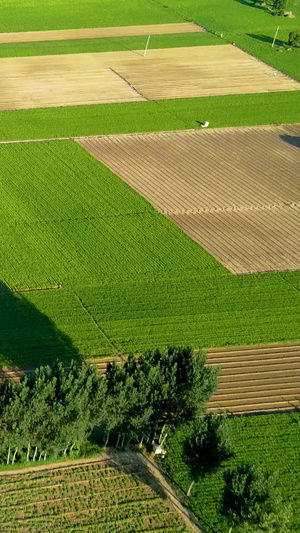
[72,288,119,353]
[0,453,111,476]
[161,202,300,215]
[0,285,62,294]
[116,450,205,533]
[110,67,149,101]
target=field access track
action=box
[77,124,300,274]
[0,22,204,44]
[0,45,299,111]
[2,342,300,415]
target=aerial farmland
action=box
[0,0,299,531]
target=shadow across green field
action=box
[233,0,268,13]
[0,281,81,369]
[247,32,287,46]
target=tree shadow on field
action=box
[233,0,268,12]
[280,135,300,149]
[0,281,81,373]
[247,33,287,46]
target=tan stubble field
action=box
[0,45,299,110]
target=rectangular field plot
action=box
[0,45,299,110]
[78,124,300,274]
[0,454,188,533]
[112,45,300,100]
[0,139,224,290]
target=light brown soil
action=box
[110,45,300,100]
[77,124,300,274]
[0,45,298,111]
[168,205,300,274]
[205,342,300,414]
[0,23,204,44]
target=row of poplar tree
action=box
[0,347,218,464]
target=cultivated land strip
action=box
[77,124,300,273]
[0,451,191,533]
[205,343,300,414]
[0,23,204,44]
[0,45,298,111]
[2,343,300,415]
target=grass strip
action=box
[0,91,299,142]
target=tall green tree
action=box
[23,361,106,456]
[288,31,300,47]
[271,0,287,15]
[186,414,233,477]
[221,462,291,532]
[105,347,219,444]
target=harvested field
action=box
[0,45,299,111]
[0,23,204,44]
[0,53,145,110]
[109,45,300,100]
[78,124,300,273]
[205,342,300,414]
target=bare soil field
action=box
[0,45,299,111]
[168,205,300,274]
[77,124,300,274]
[205,342,300,414]
[0,22,204,44]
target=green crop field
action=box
[0,0,182,32]
[0,140,299,367]
[0,455,188,532]
[160,413,300,532]
[0,91,299,143]
[163,0,300,33]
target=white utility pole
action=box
[272,26,280,48]
[144,35,151,57]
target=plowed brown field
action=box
[205,343,300,414]
[77,124,300,274]
[3,343,300,414]
[0,45,299,111]
[0,23,204,44]
[168,206,300,274]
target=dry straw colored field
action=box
[0,22,204,44]
[77,124,300,274]
[0,45,299,111]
